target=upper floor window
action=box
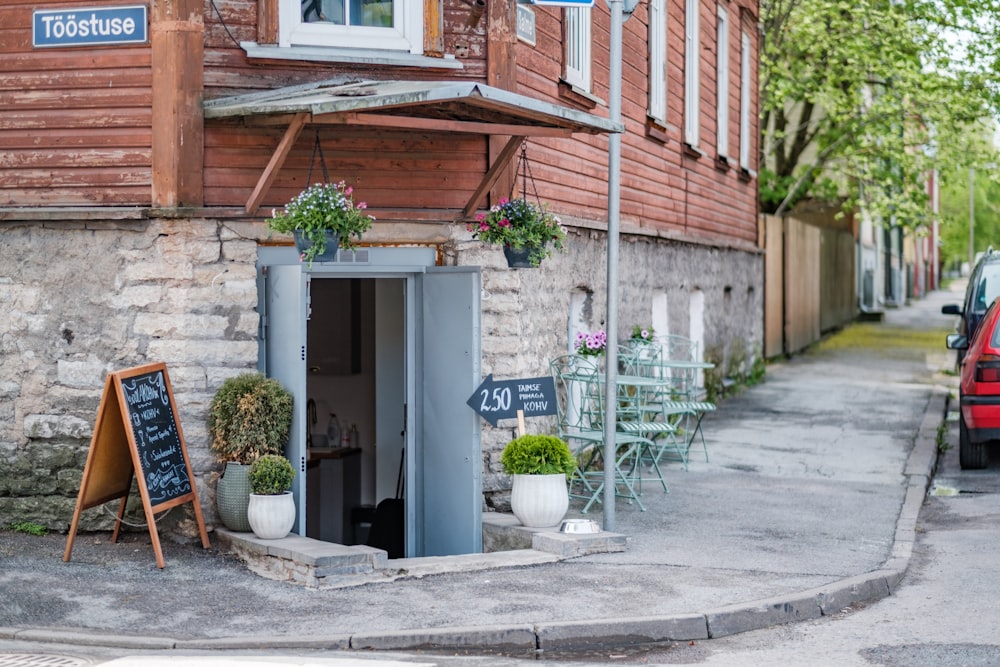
[648,0,667,123]
[716,5,730,159]
[280,0,422,52]
[564,6,592,91]
[684,0,700,147]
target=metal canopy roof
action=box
[204,79,623,137]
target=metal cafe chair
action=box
[550,354,656,512]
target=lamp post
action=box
[602,0,637,532]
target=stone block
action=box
[23,414,92,440]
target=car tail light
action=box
[975,355,1000,382]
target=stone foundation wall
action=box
[0,218,261,536]
[0,217,761,537]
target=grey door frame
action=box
[257,247,482,556]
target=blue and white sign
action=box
[33,5,148,48]
[530,0,595,7]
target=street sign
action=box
[467,374,557,426]
[516,4,536,45]
[33,5,148,48]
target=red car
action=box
[948,297,1000,468]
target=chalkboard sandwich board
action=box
[64,362,210,568]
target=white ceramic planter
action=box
[247,492,296,539]
[510,473,569,528]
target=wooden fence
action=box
[764,214,857,358]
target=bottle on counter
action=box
[327,413,342,448]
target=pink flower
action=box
[479,221,490,232]
[345,186,353,195]
[499,218,511,227]
[357,201,367,210]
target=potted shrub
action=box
[500,434,576,527]
[208,373,294,532]
[467,197,567,268]
[268,181,375,266]
[246,454,296,539]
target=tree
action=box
[760,0,1000,227]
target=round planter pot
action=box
[503,244,540,269]
[293,230,340,262]
[216,462,252,532]
[247,492,296,539]
[510,473,569,528]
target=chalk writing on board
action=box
[120,370,191,505]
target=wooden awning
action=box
[203,79,623,216]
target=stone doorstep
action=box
[215,514,627,588]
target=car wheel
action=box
[959,411,989,469]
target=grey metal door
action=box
[261,264,309,535]
[417,267,482,556]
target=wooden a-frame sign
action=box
[64,362,210,568]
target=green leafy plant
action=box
[207,373,294,464]
[269,181,375,264]
[248,454,296,495]
[6,521,48,536]
[467,198,567,267]
[630,325,655,343]
[500,434,576,477]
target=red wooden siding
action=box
[514,0,758,247]
[204,125,487,210]
[0,1,153,206]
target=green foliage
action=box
[500,435,576,477]
[6,521,48,536]
[268,181,374,264]
[937,155,1000,271]
[760,0,1000,226]
[630,325,655,342]
[467,198,568,266]
[248,454,296,495]
[207,373,294,464]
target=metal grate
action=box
[0,655,90,667]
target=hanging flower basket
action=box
[269,181,374,266]
[469,198,567,268]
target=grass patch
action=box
[816,323,952,354]
[6,521,48,536]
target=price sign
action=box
[466,374,557,426]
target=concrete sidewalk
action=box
[0,286,960,654]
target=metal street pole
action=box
[602,0,625,532]
[969,167,975,271]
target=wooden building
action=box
[0,0,761,556]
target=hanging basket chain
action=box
[306,128,330,185]
[511,140,543,208]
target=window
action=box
[565,6,592,91]
[648,0,667,123]
[739,29,751,170]
[279,0,422,52]
[715,5,729,159]
[684,0,700,147]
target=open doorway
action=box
[303,277,406,551]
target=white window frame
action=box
[715,5,729,158]
[684,0,700,147]
[279,0,422,53]
[739,29,751,170]
[564,6,592,91]
[648,0,667,123]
